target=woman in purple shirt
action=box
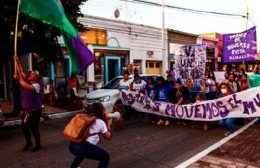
[14,56,43,152]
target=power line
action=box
[85,0,260,37]
[120,0,246,18]
[119,0,260,32]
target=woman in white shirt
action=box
[130,74,147,120]
[205,71,218,100]
[118,71,132,91]
[118,71,133,120]
[69,103,112,168]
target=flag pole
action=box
[243,7,249,70]
[14,0,21,75]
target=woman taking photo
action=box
[69,103,112,168]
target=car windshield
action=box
[102,77,123,89]
[102,75,158,89]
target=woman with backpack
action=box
[68,103,112,168]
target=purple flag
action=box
[223,27,257,63]
[62,31,95,74]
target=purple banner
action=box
[223,27,257,63]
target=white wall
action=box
[78,15,167,80]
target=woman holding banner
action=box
[174,80,190,105]
[155,76,171,126]
[218,82,236,136]
[145,76,157,123]
[118,71,132,120]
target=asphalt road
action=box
[0,117,227,168]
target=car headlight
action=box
[99,95,110,102]
[85,95,110,103]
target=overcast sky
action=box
[81,0,260,49]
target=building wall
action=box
[78,15,166,81]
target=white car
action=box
[83,74,159,113]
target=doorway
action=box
[104,56,121,84]
[146,61,162,75]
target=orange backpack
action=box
[63,113,96,143]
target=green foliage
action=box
[0,0,88,62]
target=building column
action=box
[86,45,95,82]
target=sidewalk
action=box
[187,120,260,168]
[0,101,83,127]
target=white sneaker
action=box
[224,131,231,137]
[157,120,164,125]
[165,120,170,126]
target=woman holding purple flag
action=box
[14,56,43,152]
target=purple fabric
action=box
[71,35,96,72]
[223,27,257,63]
[22,82,42,110]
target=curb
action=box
[1,110,84,128]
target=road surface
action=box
[0,117,227,168]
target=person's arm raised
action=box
[14,55,26,79]
[18,78,36,91]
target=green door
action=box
[104,56,121,84]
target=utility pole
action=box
[244,7,249,70]
[161,0,167,77]
[245,7,249,30]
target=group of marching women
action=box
[118,68,258,136]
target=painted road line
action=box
[175,118,258,168]
[2,110,84,127]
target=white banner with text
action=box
[120,87,260,121]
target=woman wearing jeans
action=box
[218,82,236,136]
[69,103,112,168]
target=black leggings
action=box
[21,109,42,147]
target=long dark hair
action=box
[92,103,107,122]
[207,71,216,81]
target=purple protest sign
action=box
[223,26,257,63]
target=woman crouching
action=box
[69,103,112,168]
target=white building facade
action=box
[78,15,168,84]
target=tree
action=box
[0,0,88,60]
[0,0,88,116]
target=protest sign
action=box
[174,44,206,83]
[223,27,257,63]
[121,87,260,121]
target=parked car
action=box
[83,74,159,113]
